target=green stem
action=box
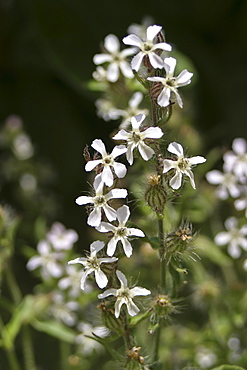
[0,315,21,370]
[158,218,166,292]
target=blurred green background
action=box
[1,0,247,236]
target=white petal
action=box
[214,232,231,245]
[80,269,91,290]
[116,204,130,225]
[85,159,102,172]
[119,61,134,78]
[128,228,145,237]
[106,188,128,200]
[164,57,176,76]
[104,34,119,53]
[90,240,105,253]
[75,195,93,205]
[126,143,135,165]
[173,90,183,108]
[232,138,247,154]
[126,300,139,316]
[68,257,87,266]
[176,69,193,86]
[170,172,182,189]
[95,269,108,289]
[142,126,163,139]
[113,162,127,179]
[107,237,118,256]
[185,169,196,189]
[167,142,184,156]
[27,256,41,270]
[163,159,176,173]
[103,204,117,222]
[131,52,144,72]
[111,145,127,158]
[37,240,50,254]
[146,25,162,41]
[131,113,146,129]
[116,270,128,287]
[130,287,151,296]
[98,288,117,299]
[206,170,224,184]
[157,88,171,107]
[129,91,143,107]
[147,76,164,83]
[93,53,112,65]
[138,142,154,161]
[106,62,119,82]
[148,53,164,69]
[122,238,133,258]
[96,222,116,233]
[114,298,125,318]
[88,208,102,227]
[102,166,114,187]
[93,174,104,193]
[123,34,142,47]
[189,156,207,165]
[153,42,172,52]
[112,129,129,141]
[225,217,237,230]
[91,139,107,156]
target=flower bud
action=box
[152,294,175,321]
[97,301,126,334]
[145,175,167,216]
[125,346,146,370]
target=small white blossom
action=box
[68,241,118,290]
[26,240,64,280]
[76,322,108,355]
[93,34,135,82]
[96,205,145,258]
[112,113,163,165]
[214,217,247,258]
[163,142,206,189]
[85,139,127,187]
[147,57,193,108]
[223,138,247,179]
[127,17,154,40]
[12,133,34,160]
[206,169,241,199]
[75,175,127,227]
[95,99,122,121]
[123,25,172,71]
[117,92,149,129]
[58,265,93,298]
[98,270,151,318]
[49,291,79,326]
[46,222,78,250]
[92,66,108,82]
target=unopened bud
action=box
[125,346,146,369]
[145,175,166,216]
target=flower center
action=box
[132,132,141,143]
[102,155,114,166]
[118,287,130,300]
[88,256,100,269]
[178,158,190,171]
[94,195,106,207]
[116,227,128,237]
[165,78,176,87]
[142,41,153,53]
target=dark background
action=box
[1,0,247,234]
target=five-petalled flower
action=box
[123,25,172,72]
[96,205,145,258]
[147,57,193,108]
[98,270,151,318]
[68,241,118,290]
[75,175,128,227]
[85,139,127,187]
[163,142,206,190]
[93,34,135,82]
[112,114,163,165]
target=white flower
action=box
[93,34,135,82]
[123,25,172,71]
[206,170,241,199]
[76,322,108,355]
[147,57,193,108]
[75,175,128,227]
[49,291,79,326]
[223,138,247,179]
[96,205,145,258]
[68,241,118,290]
[12,133,34,160]
[58,265,93,298]
[214,217,247,258]
[95,99,122,121]
[98,270,151,318]
[85,139,127,187]
[117,92,149,129]
[163,142,206,189]
[26,240,64,280]
[112,113,163,165]
[46,222,78,250]
[127,16,154,40]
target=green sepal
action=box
[129,310,151,327]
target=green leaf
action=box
[129,310,151,327]
[31,319,76,343]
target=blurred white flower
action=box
[206,169,241,199]
[75,175,127,227]
[147,57,193,108]
[76,322,109,355]
[19,173,37,192]
[112,113,163,165]
[49,291,79,326]
[47,222,78,250]
[98,270,151,318]
[68,241,118,290]
[85,139,127,187]
[96,205,145,258]
[223,138,247,179]
[12,133,34,160]
[123,25,172,71]
[214,217,247,258]
[92,66,108,82]
[58,265,93,298]
[93,34,135,82]
[26,240,64,280]
[163,142,206,189]
[195,346,217,368]
[95,99,122,121]
[117,92,149,129]
[127,16,154,39]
